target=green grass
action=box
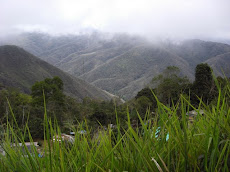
[0,84,230,171]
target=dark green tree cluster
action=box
[133,66,190,119]
[81,98,126,128]
[134,88,156,119]
[134,63,229,119]
[31,76,65,124]
[27,77,66,137]
[0,76,125,139]
[31,76,64,107]
[191,63,215,105]
[0,88,31,127]
[152,66,190,106]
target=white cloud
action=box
[0,0,230,39]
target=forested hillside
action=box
[0,45,114,101]
[3,33,230,99]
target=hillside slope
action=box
[205,52,230,77]
[164,39,230,68]
[0,45,113,101]
[2,33,230,99]
[80,45,193,99]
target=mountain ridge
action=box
[2,33,230,99]
[0,45,114,101]
[205,52,230,77]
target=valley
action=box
[3,32,230,99]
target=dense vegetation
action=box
[134,64,229,114]
[0,63,229,171]
[0,73,229,171]
[0,63,229,138]
[0,76,125,139]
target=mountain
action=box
[205,52,230,77]
[79,45,193,99]
[164,39,230,68]
[0,45,113,101]
[2,33,230,99]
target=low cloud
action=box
[0,0,230,40]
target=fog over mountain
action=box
[1,0,230,99]
[1,0,230,41]
[2,32,230,99]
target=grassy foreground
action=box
[0,85,230,172]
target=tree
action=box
[191,63,214,105]
[31,76,64,106]
[135,87,157,110]
[151,66,190,106]
[135,96,152,119]
[31,76,65,123]
[0,88,31,126]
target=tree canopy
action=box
[31,76,64,107]
[151,66,190,106]
[191,63,214,105]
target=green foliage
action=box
[188,63,229,107]
[0,88,31,126]
[31,76,66,126]
[0,78,229,171]
[83,98,120,128]
[192,63,214,103]
[134,88,157,118]
[152,66,190,105]
[31,76,64,106]
[135,96,152,118]
[194,63,213,89]
[0,77,121,139]
[135,87,157,105]
[135,64,228,109]
[131,66,190,120]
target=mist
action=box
[1,0,230,41]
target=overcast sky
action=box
[1,0,230,40]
